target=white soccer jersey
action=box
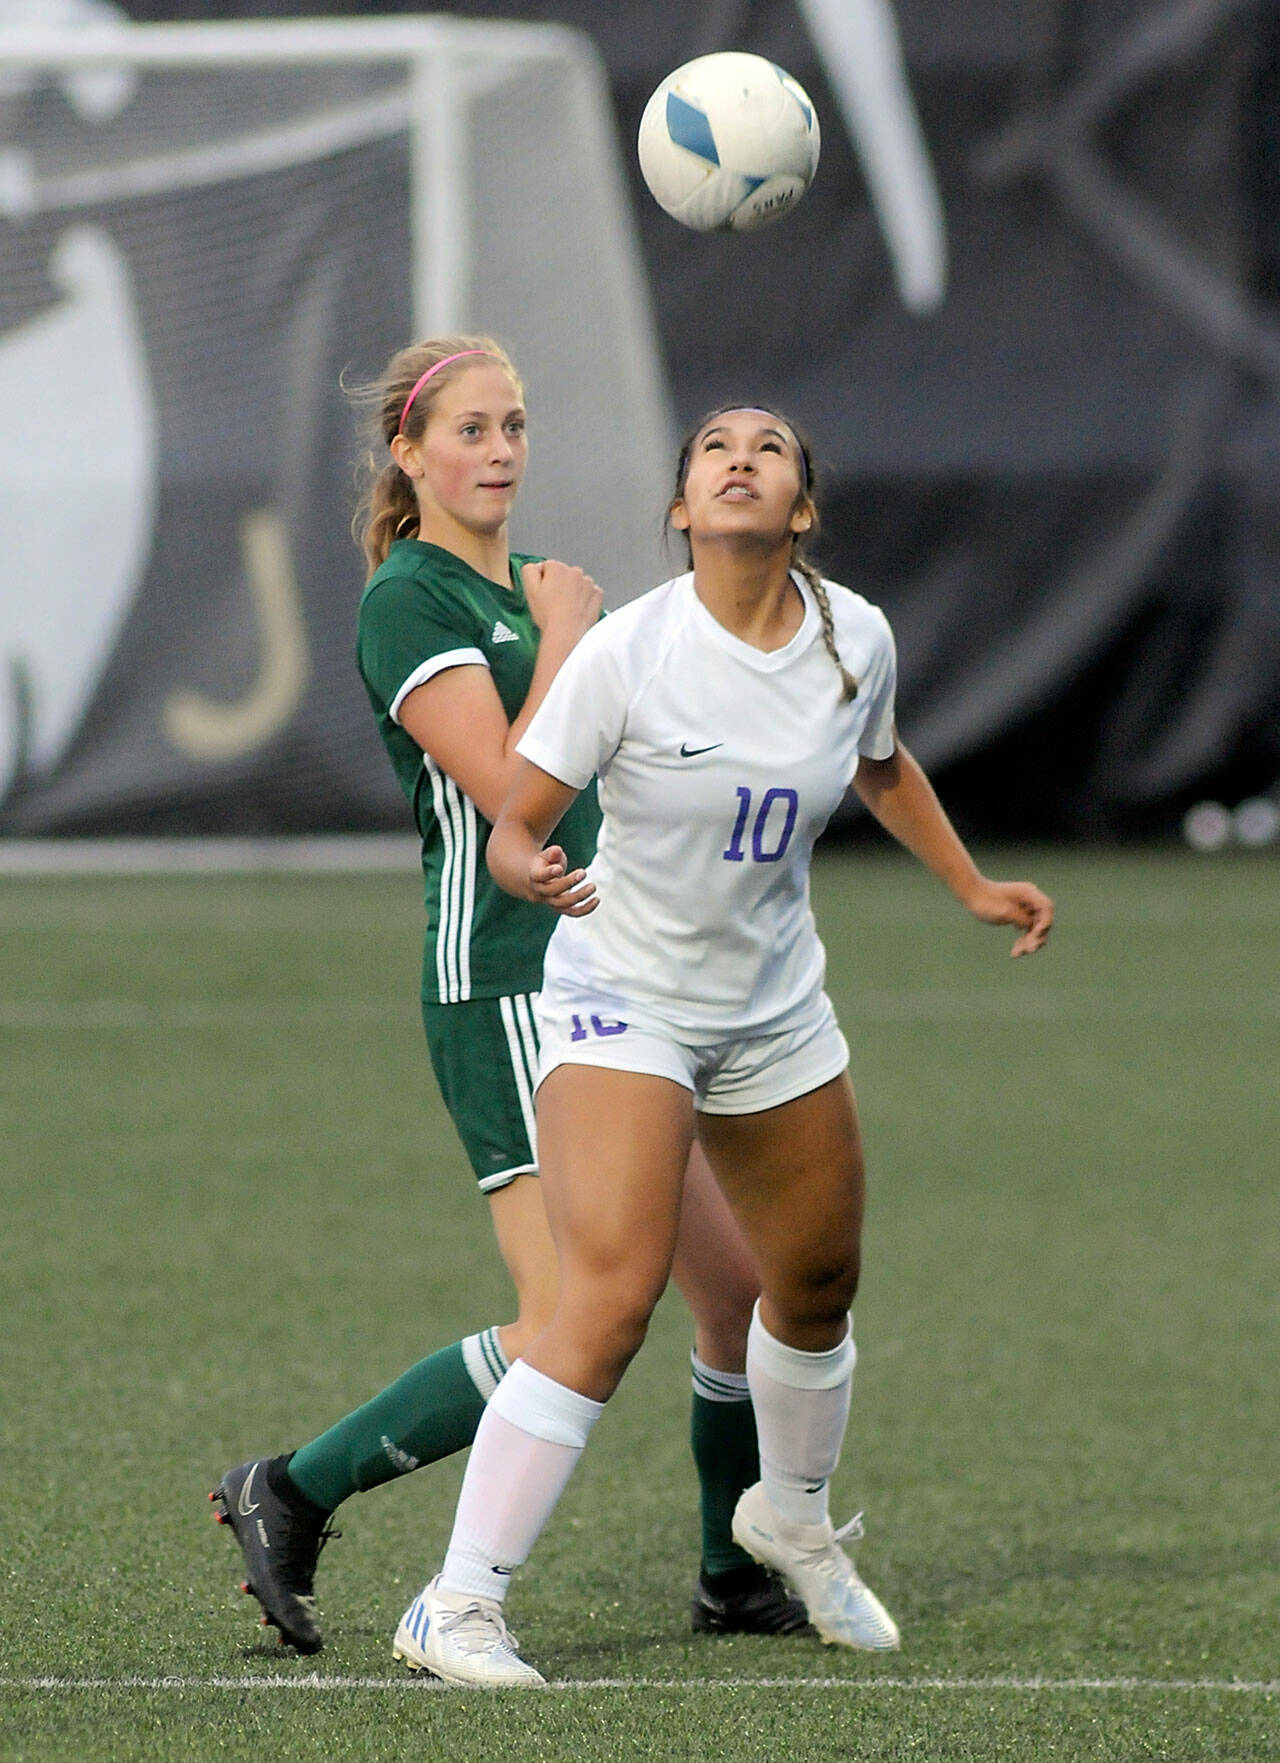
[517,570,897,1039]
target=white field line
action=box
[0,1000,395,1029]
[2,1674,1276,1694]
[0,836,422,874]
[0,991,1276,1031]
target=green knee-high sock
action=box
[286,1328,509,1513]
[690,1353,761,1576]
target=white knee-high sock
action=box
[746,1301,856,1528]
[438,1359,604,1603]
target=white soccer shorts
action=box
[534,987,849,1115]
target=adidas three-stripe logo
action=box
[491,620,519,644]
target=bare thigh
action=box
[522,1064,695,1402]
[697,1073,865,1353]
[493,1132,761,1378]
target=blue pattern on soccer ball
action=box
[665,91,720,166]
[637,52,821,232]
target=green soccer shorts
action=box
[422,991,541,1192]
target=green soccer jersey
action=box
[358,539,602,1003]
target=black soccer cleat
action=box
[210,1457,337,1654]
[690,1561,815,1636]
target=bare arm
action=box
[486,758,598,916]
[397,559,601,823]
[853,741,1054,957]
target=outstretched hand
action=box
[530,845,598,916]
[964,878,1054,957]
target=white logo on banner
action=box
[796,0,947,314]
[0,225,158,800]
[0,0,138,121]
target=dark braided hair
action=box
[670,405,857,700]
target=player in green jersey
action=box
[212,337,805,1653]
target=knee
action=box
[594,1304,654,1379]
[500,1307,553,1363]
[560,1274,661,1382]
[806,1248,861,1317]
[674,1234,762,1368]
[499,1276,561,1362]
[687,1282,757,1368]
[768,1249,860,1334]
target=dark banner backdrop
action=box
[4,0,1278,838]
[0,127,414,835]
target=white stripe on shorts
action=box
[498,991,540,1159]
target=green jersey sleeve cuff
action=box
[389,648,489,723]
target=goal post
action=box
[0,18,673,833]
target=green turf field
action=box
[1,848,1276,1761]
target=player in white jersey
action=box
[522,559,896,1043]
[214,348,811,1659]
[392,404,1054,1686]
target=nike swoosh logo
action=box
[679,741,723,758]
[237,1464,261,1518]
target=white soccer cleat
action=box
[731,1481,900,1651]
[392,1575,545,1688]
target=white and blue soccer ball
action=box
[637,51,820,233]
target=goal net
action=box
[0,17,673,834]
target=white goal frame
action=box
[0,16,655,344]
[0,16,674,596]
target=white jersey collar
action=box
[682,569,821,671]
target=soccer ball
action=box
[637,52,820,233]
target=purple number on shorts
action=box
[723,786,799,864]
[569,1012,628,1040]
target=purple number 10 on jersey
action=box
[723,786,799,863]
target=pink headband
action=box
[397,350,493,434]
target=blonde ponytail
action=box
[356,461,421,575]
